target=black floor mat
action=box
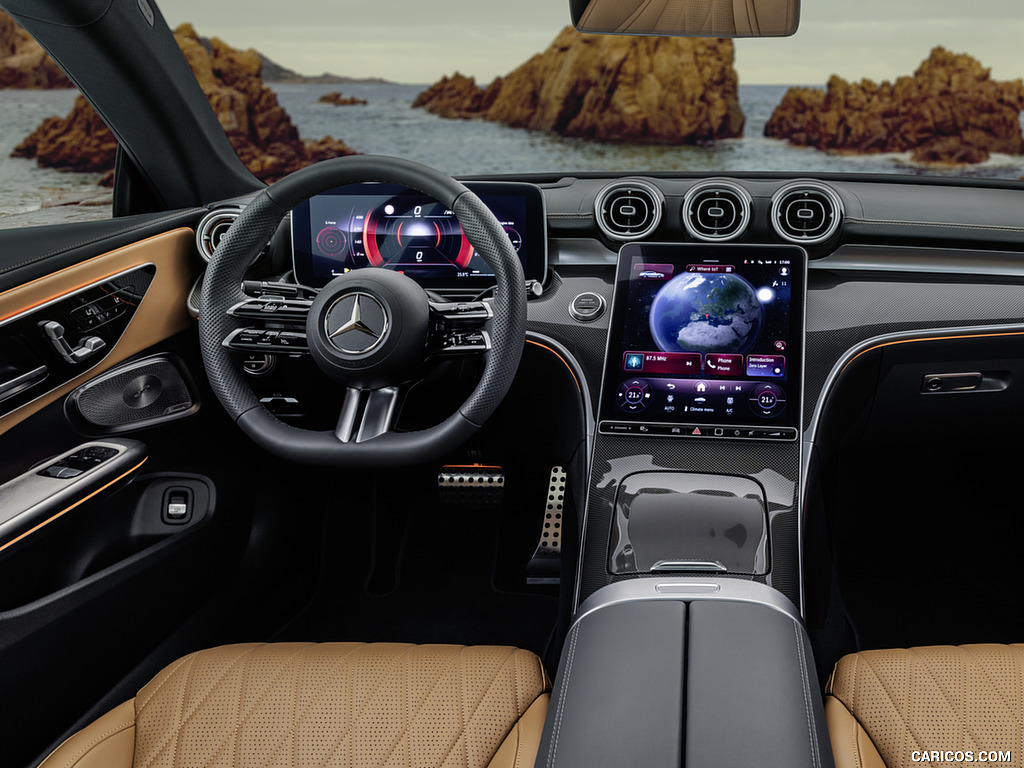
[276,464,561,665]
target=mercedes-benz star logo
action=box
[324,292,389,354]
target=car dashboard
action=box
[189,171,1024,618]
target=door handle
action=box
[41,321,106,364]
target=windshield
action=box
[0,0,1021,221]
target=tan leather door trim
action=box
[0,228,196,436]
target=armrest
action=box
[0,439,147,554]
[537,579,833,768]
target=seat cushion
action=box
[825,644,1024,768]
[41,643,551,768]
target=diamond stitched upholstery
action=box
[826,644,1024,768]
[41,643,551,768]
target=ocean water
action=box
[0,89,105,217]
[1,82,1022,220]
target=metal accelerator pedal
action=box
[526,466,566,585]
[437,463,505,506]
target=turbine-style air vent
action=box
[771,182,844,244]
[682,180,752,242]
[595,180,664,241]
[196,206,243,262]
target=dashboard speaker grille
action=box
[771,182,844,244]
[595,180,664,241]
[682,180,751,241]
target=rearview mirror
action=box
[570,0,800,37]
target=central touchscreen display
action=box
[599,243,805,441]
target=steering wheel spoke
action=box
[335,385,403,444]
[426,299,494,356]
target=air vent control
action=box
[771,182,844,244]
[682,180,752,241]
[595,180,664,241]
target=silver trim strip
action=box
[651,560,728,572]
[573,578,803,627]
[815,244,1024,279]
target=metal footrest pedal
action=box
[438,464,505,506]
[526,466,566,585]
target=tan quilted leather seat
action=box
[825,644,1024,768]
[40,643,551,768]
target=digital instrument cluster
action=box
[599,243,806,441]
[291,182,546,289]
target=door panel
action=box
[0,228,196,434]
[0,221,252,768]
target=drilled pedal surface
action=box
[527,466,565,584]
[438,465,505,506]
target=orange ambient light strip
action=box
[526,339,582,393]
[841,330,1024,374]
[0,458,148,555]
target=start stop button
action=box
[569,292,606,322]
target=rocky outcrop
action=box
[13,23,357,184]
[764,47,1024,165]
[0,11,72,88]
[414,26,744,143]
[318,92,368,106]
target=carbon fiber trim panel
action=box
[526,272,612,406]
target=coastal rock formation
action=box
[414,26,744,143]
[764,47,1024,165]
[318,92,368,106]
[0,11,72,88]
[13,23,356,184]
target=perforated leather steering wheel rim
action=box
[198,155,527,467]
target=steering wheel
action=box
[198,156,527,466]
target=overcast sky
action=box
[157,0,1024,86]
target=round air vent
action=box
[682,180,752,242]
[195,206,243,262]
[595,180,664,241]
[771,182,844,245]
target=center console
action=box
[580,243,807,607]
[548,243,825,768]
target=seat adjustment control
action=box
[42,321,107,364]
